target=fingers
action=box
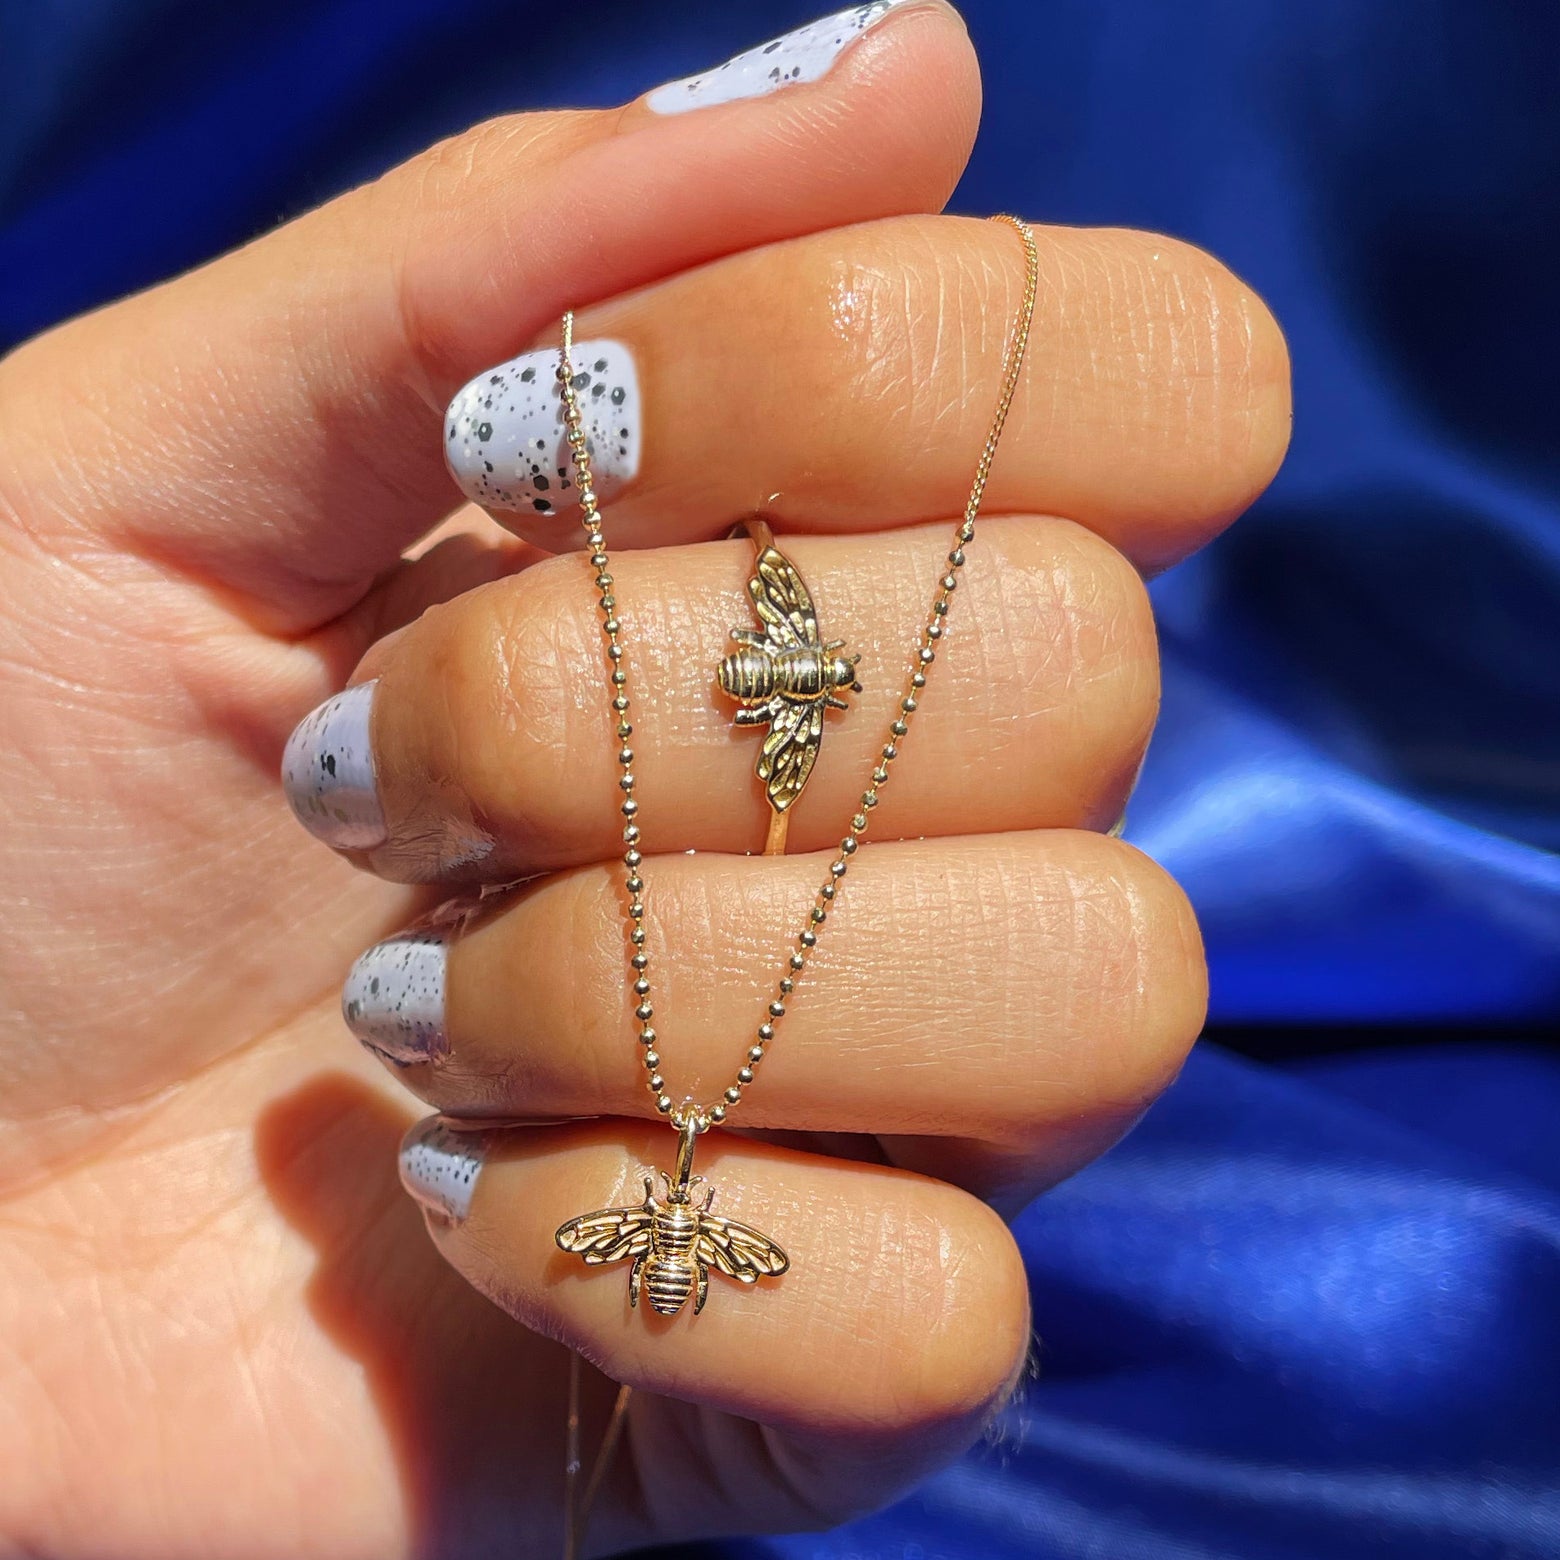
[397,1117,1029,1470]
[0,2,977,632]
[283,517,1158,876]
[352,832,1203,1192]
[445,214,1291,571]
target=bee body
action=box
[640,1201,701,1315]
[718,644,844,705]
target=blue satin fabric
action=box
[4,2,1557,1555]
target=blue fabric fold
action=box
[716,1042,1560,1559]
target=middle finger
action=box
[283,515,1157,880]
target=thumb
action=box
[0,1,978,633]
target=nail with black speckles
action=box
[342,928,451,1065]
[444,340,639,518]
[645,0,911,115]
[281,681,385,850]
[400,1117,489,1224]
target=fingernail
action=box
[281,681,386,850]
[444,340,640,517]
[645,0,911,115]
[399,1117,489,1225]
[343,928,450,1066]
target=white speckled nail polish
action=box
[343,929,450,1066]
[400,1117,488,1224]
[444,340,639,518]
[645,0,911,114]
[281,681,385,850]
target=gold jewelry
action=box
[716,518,861,857]
[553,212,1038,1560]
[553,212,1038,1300]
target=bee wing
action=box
[554,1204,654,1265]
[756,700,824,813]
[749,546,820,649]
[695,1212,791,1284]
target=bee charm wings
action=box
[750,545,820,650]
[750,547,824,813]
[696,1212,791,1285]
[553,1202,654,1265]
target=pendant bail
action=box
[672,1112,703,1195]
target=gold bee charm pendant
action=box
[554,1119,789,1317]
[717,522,861,828]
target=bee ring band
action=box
[716,518,862,857]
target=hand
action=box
[0,4,1288,1553]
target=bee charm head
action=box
[715,539,861,815]
[660,1169,710,1207]
[829,652,864,696]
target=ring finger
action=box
[346,829,1206,1202]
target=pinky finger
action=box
[399,1115,1029,1521]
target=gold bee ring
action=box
[716,519,861,856]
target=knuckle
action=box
[823,218,985,450]
[392,557,593,854]
[980,834,1203,1140]
[473,553,593,795]
[912,1192,1031,1424]
[724,218,951,469]
[1102,228,1292,499]
[811,1182,1029,1444]
[1063,833,1206,1112]
[378,110,594,386]
[396,112,571,219]
[976,517,1160,785]
[990,516,1156,682]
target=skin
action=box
[0,4,1289,1556]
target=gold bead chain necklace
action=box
[554,214,1039,1556]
